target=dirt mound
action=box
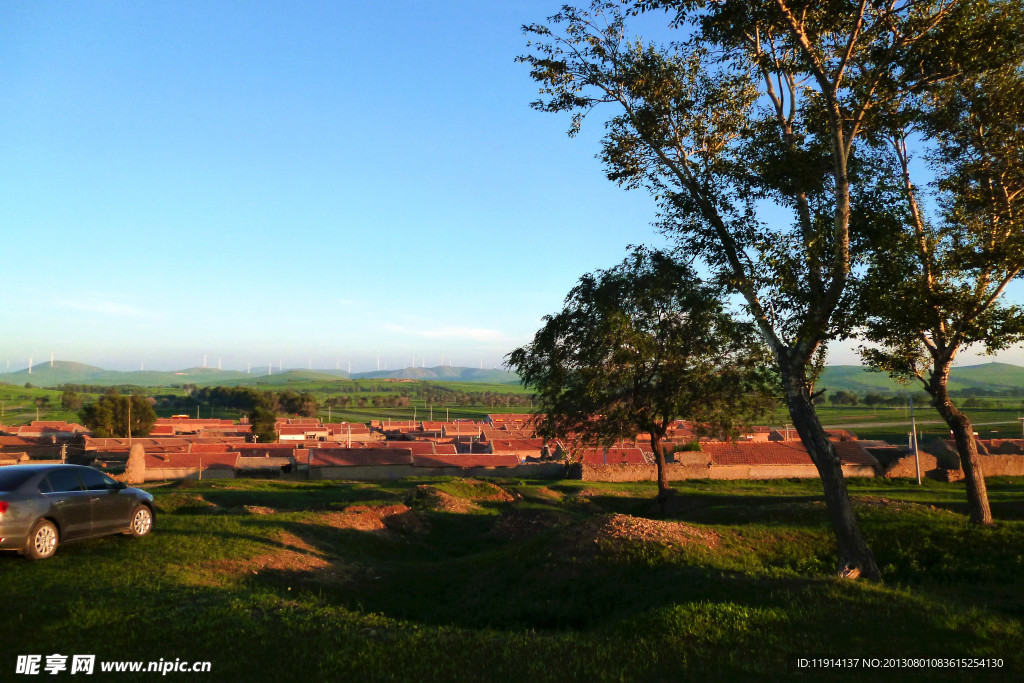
[566,513,720,552]
[854,497,957,514]
[519,486,565,502]
[405,485,481,513]
[199,532,352,584]
[458,479,517,502]
[578,487,633,499]
[317,504,427,534]
[490,507,573,541]
[154,492,220,514]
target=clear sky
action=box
[1,1,1021,373]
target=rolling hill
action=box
[818,362,1024,395]
[3,360,1021,394]
[0,361,515,388]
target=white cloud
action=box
[55,297,150,318]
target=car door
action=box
[39,469,92,540]
[79,468,134,535]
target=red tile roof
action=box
[233,442,297,451]
[703,441,811,466]
[324,422,371,434]
[412,454,521,468]
[579,447,647,465]
[311,448,413,466]
[830,440,879,467]
[489,438,545,455]
[384,441,458,455]
[189,443,236,453]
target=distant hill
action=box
[352,366,518,384]
[0,360,515,388]
[0,361,294,388]
[818,362,1024,395]
[5,359,1020,394]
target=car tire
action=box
[128,505,153,538]
[25,519,59,560]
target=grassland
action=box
[1,476,1021,680]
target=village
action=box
[5,413,1024,484]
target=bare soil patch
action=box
[406,485,482,513]
[458,479,517,502]
[195,531,353,585]
[578,487,633,498]
[154,492,220,514]
[565,513,720,553]
[490,507,574,541]
[316,504,427,534]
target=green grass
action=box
[1,476,1021,680]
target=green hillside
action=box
[6,360,1022,395]
[0,360,514,388]
[354,366,518,383]
[818,362,1024,395]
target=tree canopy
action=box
[248,406,278,444]
[508,248,776,496]
[79,391,157,438]
[520,0,1020,578]
[857,52,1024,524]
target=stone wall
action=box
[576,461,876,482]
[144,467,237,482]
[884,451,1024,479]
[978,454,1024,477]
[309,462,567,481]
[883,451,945,479]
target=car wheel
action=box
[25,520,59,560]
[128,505,153,538]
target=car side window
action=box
[79,468,118,491]
[42,469,85,493]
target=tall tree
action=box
[79,391,157,438]
[248,405,278,443]
[859,57,1024,525]
[520,0,1011,577]
[508,248,776,497]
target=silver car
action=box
[0,464,154,560]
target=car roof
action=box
[0,464,88,472]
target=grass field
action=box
[1,476,1021,680]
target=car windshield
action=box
[0,468,39,492]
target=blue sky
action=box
[1,1,1020,373]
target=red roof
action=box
[412,454,521,468]
[490,438,545,455]
[312,448,413,466]
[233,442,297,451]
[580,447,647,465]
[830,440,879,467]
[189,443,236,453]
[703,439,878,468]
[277,425,327,435]
[324,423,370,434]
[384,441,458,455]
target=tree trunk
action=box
[928,364,993,525]
[651,433,669,498]
[782,364,881,580]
